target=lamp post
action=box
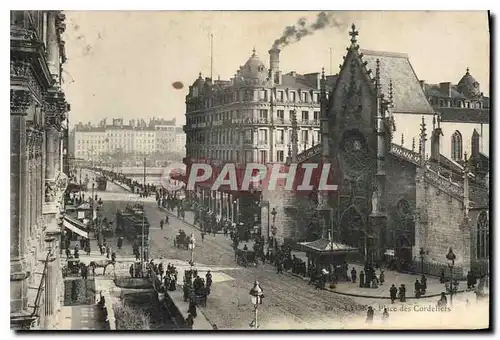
[271,208,277,252]
[419,247,425,276]
[249,281,264,329]
[446,247,456,306]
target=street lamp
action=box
[270,208,277,252]
[446,247,456,305]
[419,247,426,276]
[249,281,264,329]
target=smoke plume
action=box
[272,11,345,49]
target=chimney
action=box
[419,80,425,89]
[269,48,280,72]
[439,82,452,97]
[290,71,296,77]
[269,48,282,86]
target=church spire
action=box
[419,116,427,166]
[349,23,359,47]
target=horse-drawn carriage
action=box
[235,244,259,267]
[175,229,191,249]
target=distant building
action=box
[174,127,186,153]
[70,117,179,162]
[421,69,490,162]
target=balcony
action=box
[299,119,320,127]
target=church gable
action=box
[329,48,376,129]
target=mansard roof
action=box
[360,49,435,114]
[437,107,489,124]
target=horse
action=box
[89,259,116,276]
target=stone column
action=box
[10,115,28,314]
[46,11,60,82]
[45,126,56,181]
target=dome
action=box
[238,49,268,83]
[192,72,205,87]
[457,67,481,98]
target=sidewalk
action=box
[284,264,470,303]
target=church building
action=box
[262,24,490,279]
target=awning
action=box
[298,238,358,254]
[63,216,89,239]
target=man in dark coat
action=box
[390,284,398,304]
[351,268,357,283]
[359,271,365,288]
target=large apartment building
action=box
[70,117,185,161]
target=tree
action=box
[113,302,151,330]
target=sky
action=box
[62,11,490,127]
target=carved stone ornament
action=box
[10,89,32,115]
[10,59,31,78]
[341,80,362,123]
[45,182,56,203]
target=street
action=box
[92,172,361,329]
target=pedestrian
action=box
[186,313,194,329]
[420,275,427,295]
[86,243,91,256]
[166,215,169,224]
[390,284,398,304]
[351,267,357,283]
[399,284,406,302]
[359,270,365,288]
[201,231,205,242]
[415,279,421,298]
[382,308,389,321]
[379,270,385,285]
[437,292,447,308]
[106,246,111,259]
[160,219,164,230]
[99,244,104,256]
[366,306,374,324]
[65,247,71,259]
[129,264,134,278]
[111,251,116,262]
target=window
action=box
[259,150,268,164]
[290,92,296,102]
[277,130,285,144]
[301,111,309,122]
[244,129,253,143]
[236,150,240,162]
[278,91,284,101]
[301,130,309,144]
[477,211,489,259]
[313,111,319,121]
[259,109,268,120]
[290,110,296,122]
[277,110,284,120]
[302,92,308,102]
[451,131,463,161]
[245,151,253,162]
[259,129,268,143]
[472,129,480,156]
[277,150,284,163]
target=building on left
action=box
[11,11,70,329]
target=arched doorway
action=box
[339,206,364,252]
[395,234,412,271]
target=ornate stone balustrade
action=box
[389,143,421,166]
[424,167,464,199]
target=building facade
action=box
[264,25,489,278]
[183,48,325,226]
[70,118,180,162]
[11,10,70,329]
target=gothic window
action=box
[339,130,370,177]
[471,129,480,156]
[396,199,412,218]
[451,131,463,161]
[477,211,489,259]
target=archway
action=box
[339,206,364,250]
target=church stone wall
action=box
[415,175,470,279]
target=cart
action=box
[235,247,258,267]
